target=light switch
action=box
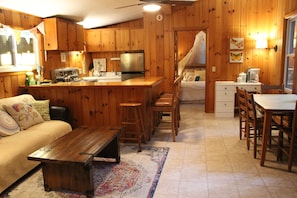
[60,52,66,62]
[212,66,216,72]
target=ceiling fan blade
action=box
[115,3,145,9]
[167,0,196,5]
[140,0,196,5]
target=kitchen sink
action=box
[82,75,122,82]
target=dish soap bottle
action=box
[25,74,30,86]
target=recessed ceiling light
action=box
[143,4,161,12]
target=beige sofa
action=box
[0,94,72,193]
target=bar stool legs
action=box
[120,102,146,152]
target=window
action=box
[284,16,297,91]
[0,27,14,66]
[0,26,39,70]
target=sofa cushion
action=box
[32,100,50,121]
[3,103,44,130]
[0,94,35,111]
[0,110,20,136]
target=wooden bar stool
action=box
[120,102,146,152]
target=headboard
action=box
[182,66,206,81]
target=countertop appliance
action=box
[51,68,80,83]
[247,68,260,83]
[120,52,144,81]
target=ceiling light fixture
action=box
[143,4,161,12]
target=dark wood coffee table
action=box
[28,126,121,197]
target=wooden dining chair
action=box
[277,100,297,172]
[260,83,292,146]
[246,91,264,158]
[236,87,248,141]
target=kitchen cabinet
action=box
[115,29,129,51]
[130,28,144,50]
[85,28,115,52]
[67,23,84,51]
[85,28,143,52]
[215,81,262,117]
[115,28,144,51]
[44,17,84,51]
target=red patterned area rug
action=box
[3,145,169,198]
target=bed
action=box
[180,67,206,103]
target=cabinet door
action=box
[85,29,101,52]
[68,23,84,51]
[130,28,144,50]
[115,29,130,51]
[44,18,68,50]
[57,20,68,50]
[75,25,84,50]
[67,22,76,51]
[100,29,115,51]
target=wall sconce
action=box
[143,4,161,12]
[255,39,278,52]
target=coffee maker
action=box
[247,68,260,83]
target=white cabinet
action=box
[235,82,261,93]
[215,81,261,117]
[215,81,235,117]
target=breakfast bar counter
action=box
[36,76,163,87]
[21,76,163,141]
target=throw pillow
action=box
[3,103,44,130]
[0,110,20,136]
[32,100,50,121]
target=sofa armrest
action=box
[50,106,69,122]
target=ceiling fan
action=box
[116,0,196,9]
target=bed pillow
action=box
[183,70,195,81]
[3,103,44,130]
[194,70,205,81]
[0,110,20,136]
[31,100,51,121]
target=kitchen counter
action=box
[27,76,163,87]
[21,76,164,141]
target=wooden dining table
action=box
[253,94,297,166]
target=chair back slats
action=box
[236,87,248,140]
[246,92,258,124]
[237,87,248,115]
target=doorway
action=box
[174,29,207,104]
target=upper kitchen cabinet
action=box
[44,17,84,51]
[85,28,115,52]
[67,23,84,51]
[115,28,144,51]
[129,28,144,50]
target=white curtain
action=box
[178,31,206,75]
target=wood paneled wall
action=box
[143,0,297,112]
[1,1,297,114]
[0,72,26,98]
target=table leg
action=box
[260,111,272,166]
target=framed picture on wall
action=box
[229,51,244,63]
[230,38,244,50]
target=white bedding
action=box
[180,81,205,103]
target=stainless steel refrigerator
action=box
[120,52,144,81]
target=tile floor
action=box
[149,103,297,198]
